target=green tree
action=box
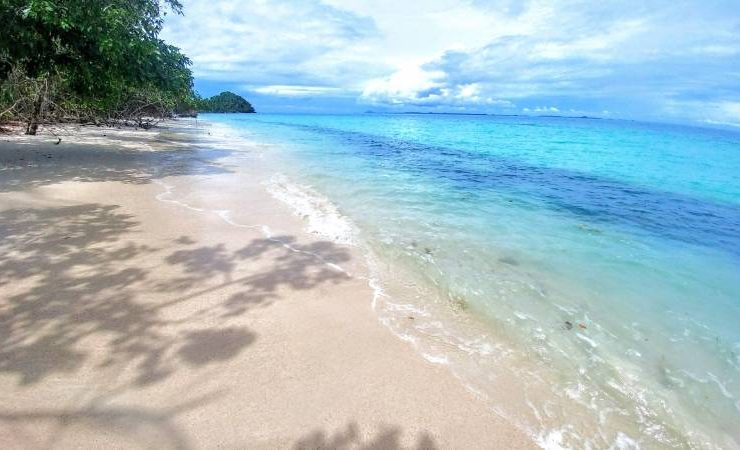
[0,0,194,134]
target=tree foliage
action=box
[197,91,255,113]
[0,0,195,133]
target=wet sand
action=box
[0,122,534,449]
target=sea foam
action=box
[264,173,357,246]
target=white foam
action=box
[154,180,206,212]
[612,432,640,449]
[536,429,568,450]
[576,333,599,348]
[264,174,357,247]
[153,179,350,278]
[421,352,450,365]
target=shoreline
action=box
[205,113,740,450]
[0,121,534,448]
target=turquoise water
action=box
[203,113,740,448]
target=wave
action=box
[264,174,358,247]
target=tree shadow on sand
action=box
[293,422,438,450]
[0,201,352,446]
[0,127,232,193]
[0,392,222,450]
[157,235,352,319]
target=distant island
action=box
[197,91,255,113]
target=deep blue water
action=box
[267,120,740,258]
[204,113,740,448]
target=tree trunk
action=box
[24,80,47,136]
[25,95,43,135]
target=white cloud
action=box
[528,106,560,113]
[360,1,740,116]
[251,85,344,96]
[361,66,444,104]
[162,0,383,88]
[362,67,514,107]
[163,0,740,121]
[669,101,740,128]
[688,101,740,127]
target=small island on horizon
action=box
[176,91,255,117]
[196,91,255,114]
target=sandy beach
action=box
[0,122,533,449]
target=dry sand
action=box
[0,122,535,449]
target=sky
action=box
[161,0,740,126]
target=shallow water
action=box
[201,113,740,449]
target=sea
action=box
[198,113,740,449]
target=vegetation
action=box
[0,0,197,134]
[197,91,255,113]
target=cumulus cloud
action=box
[164,0,740,122]
[523,106,560,114]
[162,0,385,89]
[665,100,740,128]
[358,0,740,116]
[361,65,514,107]
[250,85,344,96]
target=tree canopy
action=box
[198,91,255,113]
[0,0,196,133]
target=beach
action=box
[0,122,533,449]
[200,113,740,449]
[3,0,739,447]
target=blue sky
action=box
[162,0,740,126]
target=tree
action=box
[0,0,195,133]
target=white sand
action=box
[0,123,534,449]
